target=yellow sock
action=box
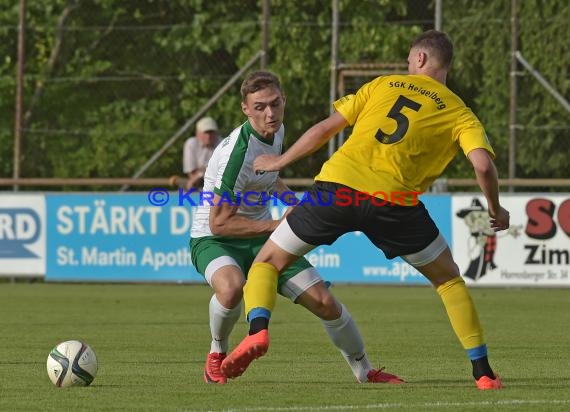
[244,262,279,318]
[436,277,485,350]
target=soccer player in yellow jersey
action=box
[221,30,509,390]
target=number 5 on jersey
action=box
[375,95,422,144]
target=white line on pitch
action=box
[185,399,570,412]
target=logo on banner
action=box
[524,198,570,266]
[456,199,521,281]
[0,208,42,258]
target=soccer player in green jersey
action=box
[191,70,402,385]
[223,31,508,390]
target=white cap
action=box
[196,117,218,133]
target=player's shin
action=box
[209,295,242,353]
[321,304,372,382]
[436,277,494,379]
[244,262,279,333]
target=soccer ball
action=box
[46,340,98,388]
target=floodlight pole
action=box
[261,0,269,69]
[435,0,442,31]
[508,0,518,192]
[328,0,339,158]
[13,0,26,191]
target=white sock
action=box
[209,295,242,354]
[321,304,374,383]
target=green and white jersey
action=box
[190,120,283,238]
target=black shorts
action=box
[287,181,439,259]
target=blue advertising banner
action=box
[45,192,451,284]
[46,193,202,282]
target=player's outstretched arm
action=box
[254,112,348,173]
[468,148,510,231]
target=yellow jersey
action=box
[315,74,494,205]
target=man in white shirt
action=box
[182,116,222,190]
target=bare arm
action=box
[208,193,279,237]
[254,112,348,173]
[274,177,296,219]
[468,148,510,231]
[186,168,206,190]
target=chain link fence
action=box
[2,0,568,190]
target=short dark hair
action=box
[411,30,454,69]
[240,71,282,102]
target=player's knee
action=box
[440,262,461,284]
[215,277,245,307]
[450,261,460,277]
[254,240,298,272]
[217,290,243,308]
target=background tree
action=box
[1,0,567,190]
[446,0,569,182]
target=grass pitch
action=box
[0,282,569,411]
